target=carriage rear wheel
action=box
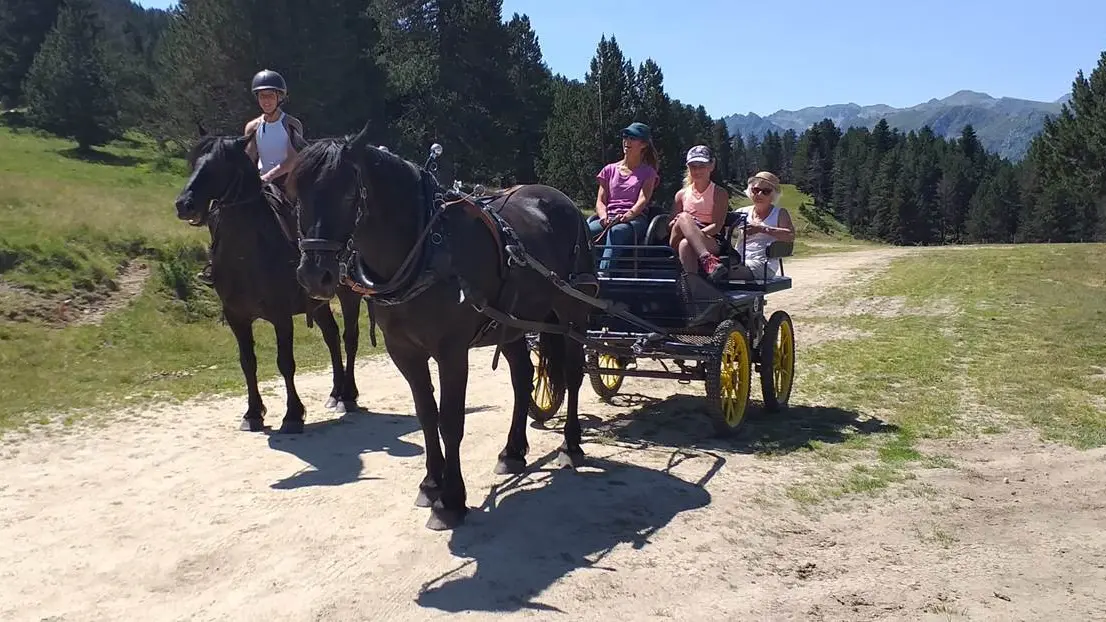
[759,310,795,412]
[705,319,752,435]
[528,337,564,422]
[588,353,630,402]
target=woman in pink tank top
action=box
[670,145,730,281]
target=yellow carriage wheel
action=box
[706,320,752,435]
[759,310,795,412]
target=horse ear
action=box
[346,119,372,153]
[196,121,208,137]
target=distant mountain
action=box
[723,90,1067,161]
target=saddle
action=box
[261,182,300,247]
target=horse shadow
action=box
[416,451,718,613]
[583,393,898,455]
[265,408,425,489]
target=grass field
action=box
[783,243,1106,503]
[0,127,376,431]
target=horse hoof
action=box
[494,457,527,475]
[240,418,264,432]
[342,400,360,413]
[324,396,339,410]
[278,418,304,435]
[557,450,586,469]
[331,400,347,414]
[414,488,439,508]
[426,506,468,531]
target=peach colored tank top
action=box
[682,182,716,225]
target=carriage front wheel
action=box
[759,310,795,412]
[704,319,752,435]
[587,352,631,402]
[528,336,564,422]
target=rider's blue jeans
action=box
[587,214,647,273]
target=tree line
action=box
[1,0,1103,244]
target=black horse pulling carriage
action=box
[291,129,796,530]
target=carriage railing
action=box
[590,244,684,281]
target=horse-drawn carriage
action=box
[522,196,797,435]
[446,178,798,436]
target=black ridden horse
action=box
[173,129,366,434]
[291,126,598,530]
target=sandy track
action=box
[3,246,1105,621]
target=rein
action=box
[298,163,445,304]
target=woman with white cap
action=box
[669,144,730,281]
[735,171,795,279]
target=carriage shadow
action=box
[265,408,425,489]
[582,393,897,455]
[416,452,716,613]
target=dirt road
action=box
[3,247,1105,621]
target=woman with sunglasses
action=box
[736,171,795,279]
[669,145,730,281]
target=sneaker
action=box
[698,253,727,283]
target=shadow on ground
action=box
[265,408,424,489]
[57,147,142,167]
[416,451,718,613]
[536,392,897,456]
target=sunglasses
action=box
[750,186,773,195]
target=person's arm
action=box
[595,165,611,223]
[699,185,730,236]
[765,207,796,241]
[621,171,656,222]
[243,118,261,164]
[670,188,684,223]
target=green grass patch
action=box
[783,242,1106,507]
[0,127,381,432]
[864,243,1106,448]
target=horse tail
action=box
[538,330,567,397]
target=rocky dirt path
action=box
[3,246,1104,622]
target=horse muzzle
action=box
[174,194,205,226]
[296,243,342,300]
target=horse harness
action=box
[297,167,634,365]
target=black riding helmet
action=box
[251,69,287,95]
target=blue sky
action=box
[135,0,1106,117]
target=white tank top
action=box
[256,112,289,176]
[737,205,782,276]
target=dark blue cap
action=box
[621,122,652,141]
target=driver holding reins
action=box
[198,69,308,286]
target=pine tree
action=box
[730,131,749,182]
[709,119,731,183]
[502,13,552,184]
[23,0,121,151]
[0,0,64,107]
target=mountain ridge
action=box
[723,91,1067,161]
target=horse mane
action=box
[291,135,422,202]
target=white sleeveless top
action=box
[737,205,782,277]
[256,112,290,175]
